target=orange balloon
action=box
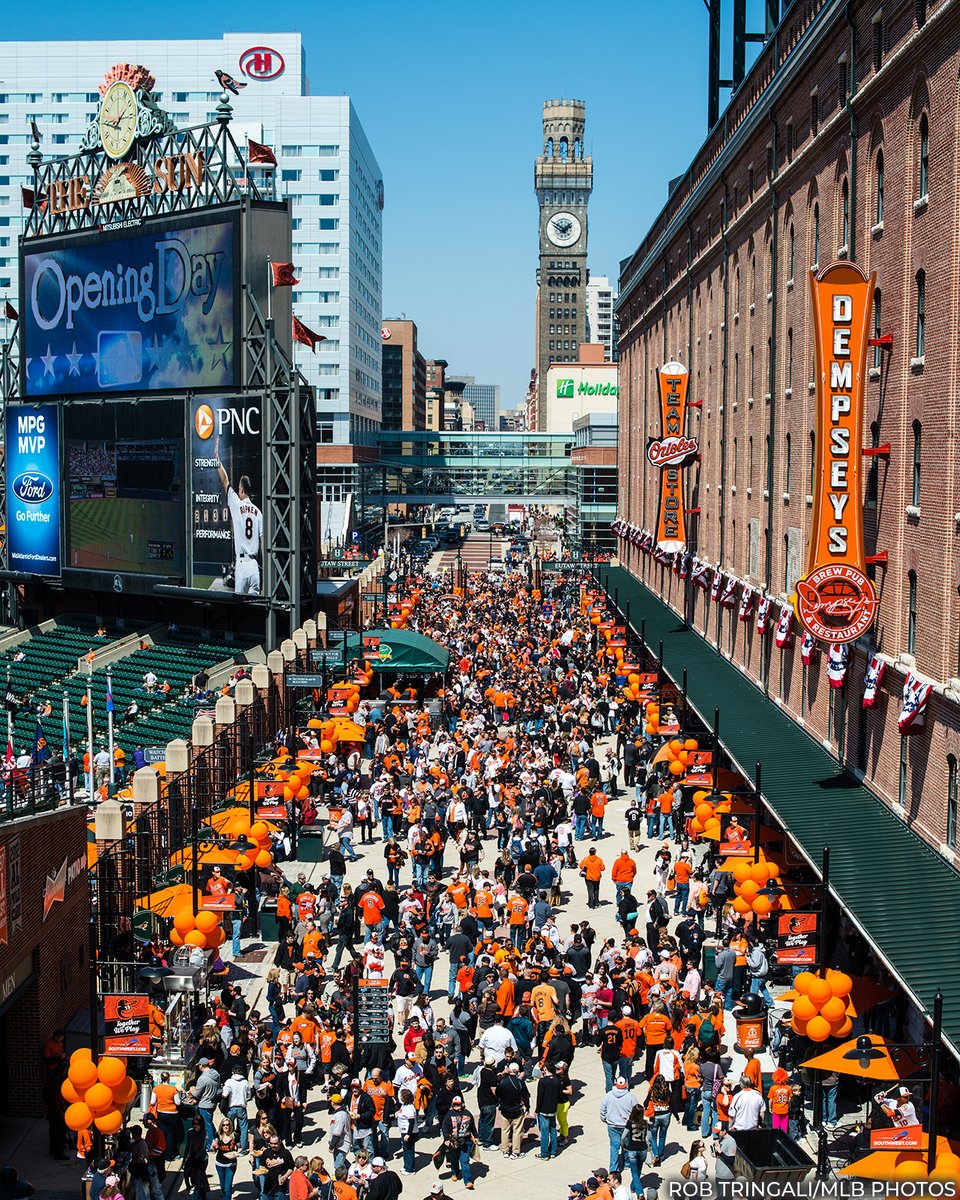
[113,1077,138,1105]
[210,927,226,947]
[669,739,683,755]
[695,803,714,822]
[731,860,753,883]
[791,1015,809,1036]
[808,978,833,1007]
[820,996,847,1023]
[70,1048,93,1065]
[68,1060,99,1092]
[320,740,333,754]
[752,895,772,916]
[169,927,184,946]
[750,862,771,885]
[94,1107,124,1135]
[173,909,196,935]
[184,930,207,947]
[793,971,817,996]
[805,1015,833,1042]
[792,995,818,1022]
[738,880,759,901]
[96,1056,127,1089]
[831,1016,853,1039]
[828,970,853,998]
[235,854,254,871]
[894,1159,928,1182]
[249,822,269,840]
[61,1079,84,1104]
[255,850,273,867]
[297,786,309,800]
[65,1102,94,1132]
[690,819,705,834]
[84,1082,115,1115]
[669,760,685,776]
[195,910,220,934]
[684,738,699,751]
[732,897,751,914]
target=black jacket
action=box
[494,1074,530,1120]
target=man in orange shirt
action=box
[579,847,606,909]
[672,854,693,914]
[614,1004,640,1085]
[507,893,529,947]
[610,851,637,898]
[590,790,607,839]
[363,1068,396,1155]
[639,1001,672,1078]
[473,880,495,933]
[358,888,386,933]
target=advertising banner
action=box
[189,396,264,594]
[775,911,819,966]
[870,1126,923,1151]
[794,263,878,644]
[22,212,238,397]
[103,994,151,1056]
[685,751,714,786]
[650,362,697,553]
[5,405,61,576]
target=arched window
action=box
[915,271,925,359]
[948,755,958,849]
[867,421,880,504]
[918,113,929,199]
[573,138,582,159]
[873,288,883,368]
[788,223,795,280]
[907,570,918,654]
[813,203,820,265]
[787,328,794,390]
[912,419,922,506]
[875,150,884,224]
[546,137,554,158]
[809,430,816,496]
[559,137,568,162]
[785,433,792,494]
[841,178,850,246]
[735,267,741,312]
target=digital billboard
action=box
[65,400,184,577]
[189,396,264,594]
[21,211,238,397]
[5,405,61,576]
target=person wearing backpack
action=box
[745,938,773,1005]
[698,1053,724,1139]
[713,937,737,1011]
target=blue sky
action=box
[7,0,769,407]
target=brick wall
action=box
[616,0,960,857]
[0,807,90,1114]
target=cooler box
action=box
[731,1129,815,1186]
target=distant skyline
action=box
[3,0,769,406]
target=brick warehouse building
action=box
[615,0,960,861]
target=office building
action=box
[586,276,619,362]
[425,358,447,431]
[446,376,499,431]
[381,319,426,431]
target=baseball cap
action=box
[329,1093,343,1104]
[614,1078,627,1090]
[898,1087,912,1097]
[569,1188,586,1197]
[431,1187,443,1195]
[587,1178,600,1190]
[371,1158,385,1168]
[621,1005,632,1015]
[198,1057,211,1066]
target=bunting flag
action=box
[898,671,933,735]
[4,301,18,322]
[32,719,50,764]
[862,652,886,709]
[692,560,711,590]
[271,262,299,287]
[801,633,817,667]
[292,315,326,352]
[4,734,12,772]
[775,605,794,649]
[678,554,690,580]
[738,586,755,622]
[711,570,724,603]
[827,643,849,689]
[247,137,278,167]
[22,185,45,210]
[719,575,738,609]
[672,553,681,576]
[756,595,771,635]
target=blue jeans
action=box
[575,813,587,840]
[607,1125,624,1171]
[701,1090,717,1137]
[479,1105,497,1147]
[387,862,401,886]
[646,812,658,838]
[617,1056,633,1088]
[719,980,736,1010]
[216,1163,236,1200]
[673,883,689,914]
[339,834,359,861]
[227,1105,248,1150]
[591,815,604,838]
[447,1146,473,1182]
[402,1132,417,1172]
[684,1088,701,1130]
[330,874,344,901]
[382,812,395,839]
[231,919,242,955]
[198,1106,215,1148]
[650,1113,670,1161]
[658,811,671,838]
[415,964,434,993]
[824,1083,838,1125]
[602,1059,617,1092]
[538,1113,558,1159]
[624,1148,647,1194]
[749,976,774,1004]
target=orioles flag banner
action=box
[649,361,698,553]
[794,263,878,644]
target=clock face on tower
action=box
[99,81,138,160]
[546,211,582,248]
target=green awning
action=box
[348,628,450,675]
[596,565,960,1061]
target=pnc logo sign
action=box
[194,404,215,439]
[239,46,285,80]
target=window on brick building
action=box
[751,256,756,304]
[786,121,795,160]
[735,267,741,311]
[748,436,754,489]
[918,113,929,200]
[839,58,849,102]
[733,436,739,488]
[788,223,795,280]
[841,178,850,248]
[912,420,922,505]
[873,289,883,368]
[915,271,925,358]
[813,204,820,266]
[785,433,792,495]
[810,91,819,137]
[907,571,917,655]
[809,430,816,496]
[787,328,794,390]
[875,150,884,224]
[867,422,880,504]
[947,755,958,850]
[750,346,756,397]
[872,14,884,72]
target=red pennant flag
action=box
[292,315,326,353]
[248,138,278,167]
[21,185,46,212]
[271,262,299,287]
[4,301,18,321]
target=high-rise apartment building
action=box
[425,359,448,431]
[381,320,426,431]
[586,276,619,362]
[446,376,499,431]
[0,34,382,448]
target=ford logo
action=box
[13,472,54,504]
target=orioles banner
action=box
[649,361,698,552]
[794,264,879,644]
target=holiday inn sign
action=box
[556,378,619,398]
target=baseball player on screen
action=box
[215,436,263,595]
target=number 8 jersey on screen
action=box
[190,397,264,595]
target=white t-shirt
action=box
[227,487,263,558]
[729,1087,766,1130]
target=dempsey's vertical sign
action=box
[5,405,61,576]
[794,263,878,644]
[649,362,697,553]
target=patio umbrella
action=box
[802,1033,926,1081]
[208,807,282,834]
[651,744,675,765]
[330,719,366,743]
[136,882,193,917]
[169,845,240,867]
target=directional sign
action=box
[311,649,343,665]
[362,592,385,602]
[143,746,165,765]
[285,674,325,688]
[356,977,392,1044]
[317,559,373,570]
[326,631,348,643]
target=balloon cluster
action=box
[730,858,780,918]
[170,906,225,949]
[665,737,700,777]
[689,789,726,840]
[219,811,276,871]
[62,1049,136,1135]
[889,1152,960,1185]
[790,969,854,1042]
[390,588,422,629]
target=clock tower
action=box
[534,98,592,430]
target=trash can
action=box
[733,992,768,1052]
[260,896,279,941]
[731,1129,815,1186]
[297,825,326,862]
